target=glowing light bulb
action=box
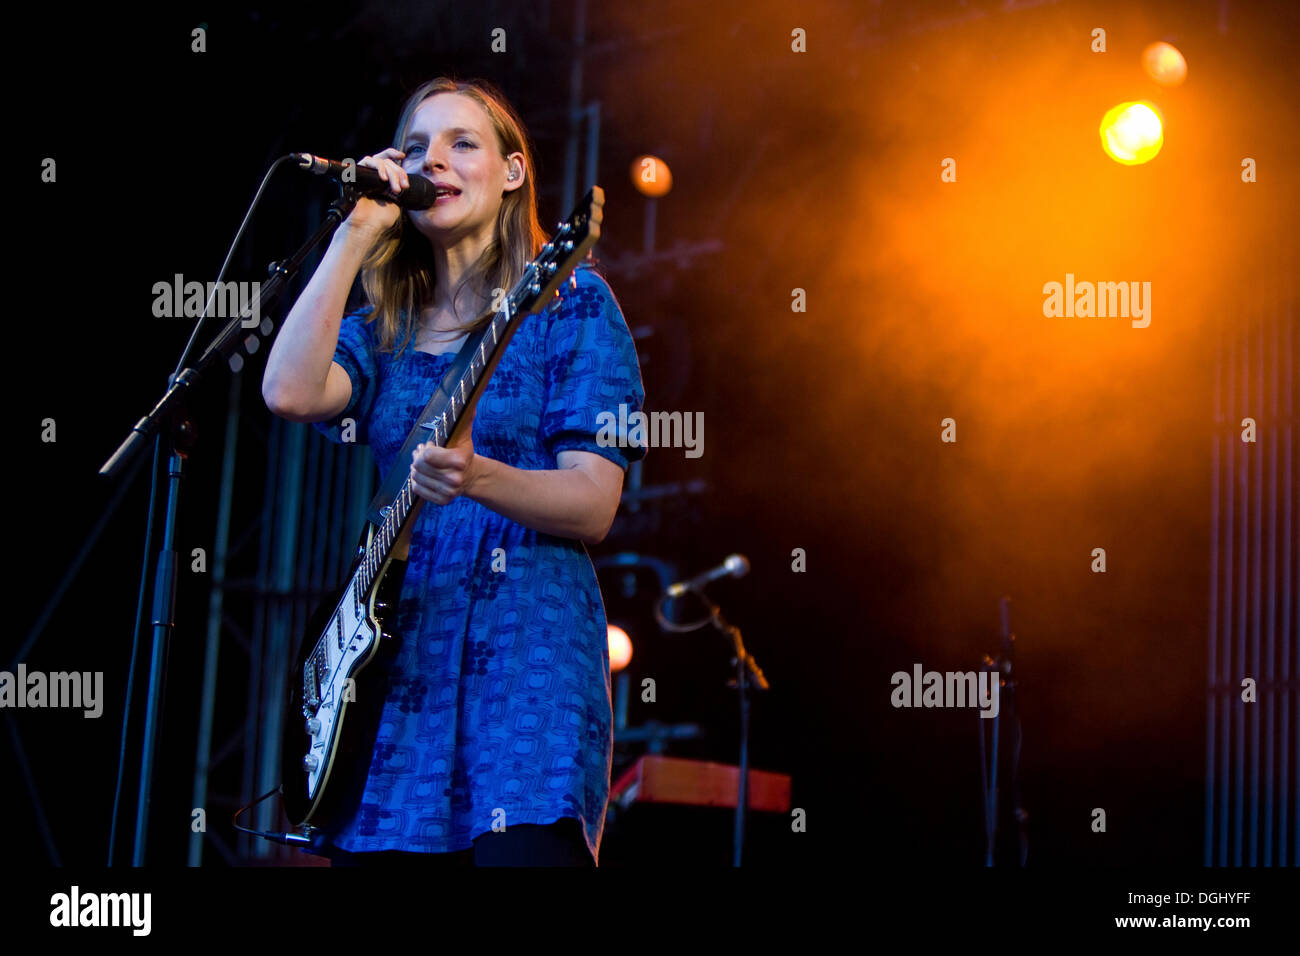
[1142,41,1187,87]
[1100,101,1164,165]
[630,155,672,197]
[608,624,633,672]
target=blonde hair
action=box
[358,77,547,353]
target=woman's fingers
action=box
[357,150,409,191]
[389,156,409,190]
[410,472,459,504]
[413,443,469,470]
[410,444,468,503]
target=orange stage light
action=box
[608,624,633,672]
[1099,101,1164,165]
[630,154,673,197]
[1142,41,1187,87]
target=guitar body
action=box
[281,523,409,830]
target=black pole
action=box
[732,648,751,867]
[132,437,191,864]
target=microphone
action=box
[666,554,750,597]
[291,152,439,209]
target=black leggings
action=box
[328,818,593,867]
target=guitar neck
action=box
[357,305,523,579]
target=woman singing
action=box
[262,77,645,866]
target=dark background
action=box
[7,0,1297,869]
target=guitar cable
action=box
[232,784,313,846]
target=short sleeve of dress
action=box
[540,267,647,470]
[312,306,379,445]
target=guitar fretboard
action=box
[350,301,513,603]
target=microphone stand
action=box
[100,186,364,865]
[978,596,1027,866]
[655,585,769,866]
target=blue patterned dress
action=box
[311,265,645,863]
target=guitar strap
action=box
[363,324,488,528]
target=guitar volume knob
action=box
[306,718,321,735]
[302,755,319,772]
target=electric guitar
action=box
[281,187,606,832]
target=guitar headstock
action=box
[508,186,605,317]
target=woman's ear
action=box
[504,152,526,192]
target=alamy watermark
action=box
[596,404,703,459]
[50,886,150,935]
[1042,273,1151,328]
[891,663,999,718]
[1,664,103,718]
[153,274,261,326]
